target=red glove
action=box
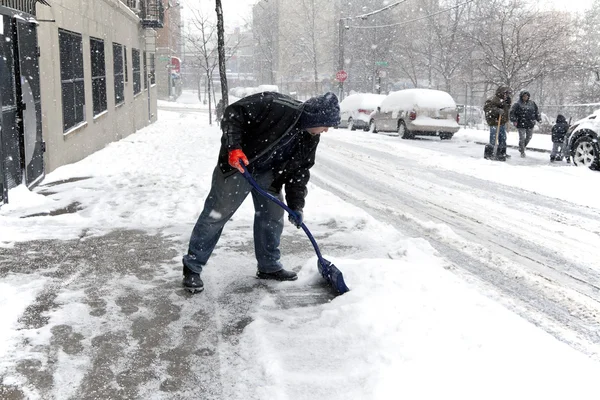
[228,149,249,173]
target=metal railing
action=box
[139,0,164,28]
[0,0,50,16]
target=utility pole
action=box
[338,18,345,101]
[337,1,405,101]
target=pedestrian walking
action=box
[509,90,542,157]
[550,114,570,162]
[181,91,340,293]
[483,86,512,161]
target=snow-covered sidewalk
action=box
[1,107,599,399]
[456,127,555,152]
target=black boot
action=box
[256,268,298,281]
[183,266,204,293]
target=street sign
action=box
[336,70,348,82]
[375,61,389,67]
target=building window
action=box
[124,45,128,83]
[113,43,125,105]
[143,51,147,90]
[1,15,15,109]
[59,29,85,132]
[90,37,107,115]
[149,53,156,85]
[132,48,141,94]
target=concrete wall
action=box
[36,0,157,173]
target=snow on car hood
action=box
[572,109,600,134]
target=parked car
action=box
[369,89,460,139]
[338,93,387,130]
[457,104,484,127]
[566,110,600,170]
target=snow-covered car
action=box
[368,89,460,140]
[457,104,484,127]
[566,110,600,170]
[338,93,387,131]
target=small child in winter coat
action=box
[550,114,570,162]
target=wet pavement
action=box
[0,228,337,399]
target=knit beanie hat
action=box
[298,92,341,129]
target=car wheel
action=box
[440,133,453,140]
[369,120,377,133]
[398,120,412,139]
[348,118,356,131]
[572,135,600,170]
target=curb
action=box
[474,141,550,154]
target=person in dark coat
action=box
[550,114,570,162]
[181,92,340,293]
[483,86,512,160]
[509,90,541,157]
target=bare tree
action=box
[186,7,218,124]
[469,0,572,91]
[251,1,277,85]
[215,0,229,107]
[185,5,240,124]
[423,0,473,93]
[277,0,336,96]
[567,0,600,104]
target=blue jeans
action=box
[183,166,285,274]
[489,124,507,147]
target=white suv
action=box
[567,110,600,170]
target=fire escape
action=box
[124,0,164,28]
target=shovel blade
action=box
[318,259,350,295]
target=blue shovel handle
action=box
[239,164,325,262]
[238,163,349,294]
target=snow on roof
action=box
[340,93,387,112]
[380,89,457,113]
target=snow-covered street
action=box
[1,96,600,399]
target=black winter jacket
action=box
[509,91,541,129]
[484,86,512,126]
[551,115,569,143]
[219,92,319,211]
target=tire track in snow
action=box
[313,137,600,358]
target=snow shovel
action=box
[493,114,501,159]
[240,164,350,295]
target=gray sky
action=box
[180,0,592,32]
[180,0,254,30]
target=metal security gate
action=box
[0,5,44,205]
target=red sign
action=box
[170,56,181,73]
[336,70,348,82]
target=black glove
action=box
[288,210,303,229]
